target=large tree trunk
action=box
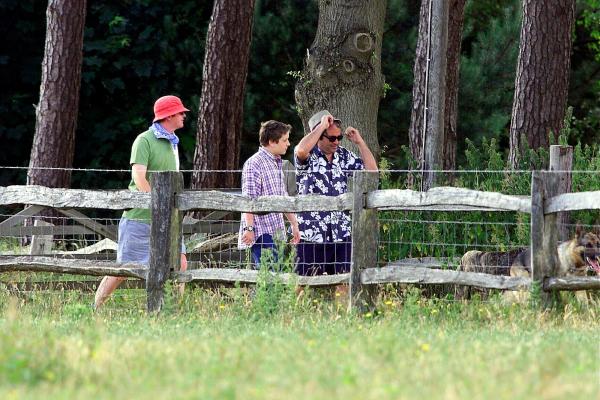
[27,0,86,188]
[443,0,466,172]
[191,0,255,190]
[508,0,575,169]
[295,0,387,157]
[408,0,464,177]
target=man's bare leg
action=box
[94,276,126,309]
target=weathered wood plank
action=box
[54,238,117,255]
[177,191,353,212]
[29,220,53,255]
[1,279,145,292]
[544,276,600,291]
[367,187,531,213]
[0,185,150,209]
[0,253,117,260]
[549,145,572,241]
[0,256,146,279]
[530,171,545,297]
[183,222,239,235]
[58,209,118,241]
[173,268,349,287]
[0,225,94,236]
[541,171,561,307]
[147,172,183,313]
[350,171,379,312]
[0,205,46,228]
[383,257,462,269]
[360,266,531,290]
[546,191,600,214]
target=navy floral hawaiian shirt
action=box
[294,146,364,243]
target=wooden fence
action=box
[1,146,600,312]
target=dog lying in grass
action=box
[459,229,600,303]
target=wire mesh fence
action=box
[1,167,600,302]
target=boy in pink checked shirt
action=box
[238,120,300,267]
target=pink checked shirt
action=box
[238,147,289,249]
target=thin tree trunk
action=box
[408,0,429,168]
[508,0,575,169]
[27,0,86,188]
[409,0,464,176]
[191,0,255,190]
[295,0,387,157]
[443,0,466,173]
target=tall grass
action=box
[0,286,598,400]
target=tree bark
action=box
[191,0,255,190]
[408,0,464,177]
[27,0,86,188]
[443,0,466,172]
[295,0,387,157]
[408,0,429,168]
[508,0,575,169]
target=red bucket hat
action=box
[153,95,190,122]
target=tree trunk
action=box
[408,0,429,168]
[409,0,464,178]
[508,0,575,169]
[191,0,255,190]
[295,0,387,157]
[27,0,86,189]
[443,0,466,173]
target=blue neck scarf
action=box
[150,122,179,149]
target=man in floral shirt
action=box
[294,110,378,279]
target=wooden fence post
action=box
[29,220,53,255]
[349,171,379,312]
[549,145,573,242]
[531,171,559,308]
[147,171,183,313]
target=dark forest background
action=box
[1,0,599,188]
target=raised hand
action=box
[344,126,364,144]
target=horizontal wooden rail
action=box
[368,187,531,213]
[544,276,600,291]
[0,256,146,279]
[9,257,597,293]
[360,266,530,290]
[177,191,353,212]
[0,185,149,210]
[0,225,95,236]
[2,279,145,292]
[173,269,349,287]
[545,191,600,214]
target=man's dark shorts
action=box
[295,241,351,276]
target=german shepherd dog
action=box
[459,229,600,302]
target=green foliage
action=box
[2,0,600,189]
[250,240,297,318]
[580,0,600,61]
[458,1,521,157]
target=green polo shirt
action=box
[123,129,179,223]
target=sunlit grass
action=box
[0,285,598,400]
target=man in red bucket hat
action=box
[94,95,190,309]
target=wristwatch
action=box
[243,225,255,232]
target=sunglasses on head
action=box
[321,133,344,142]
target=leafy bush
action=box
[378,133,600,265]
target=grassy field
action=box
[0,284,598,400]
